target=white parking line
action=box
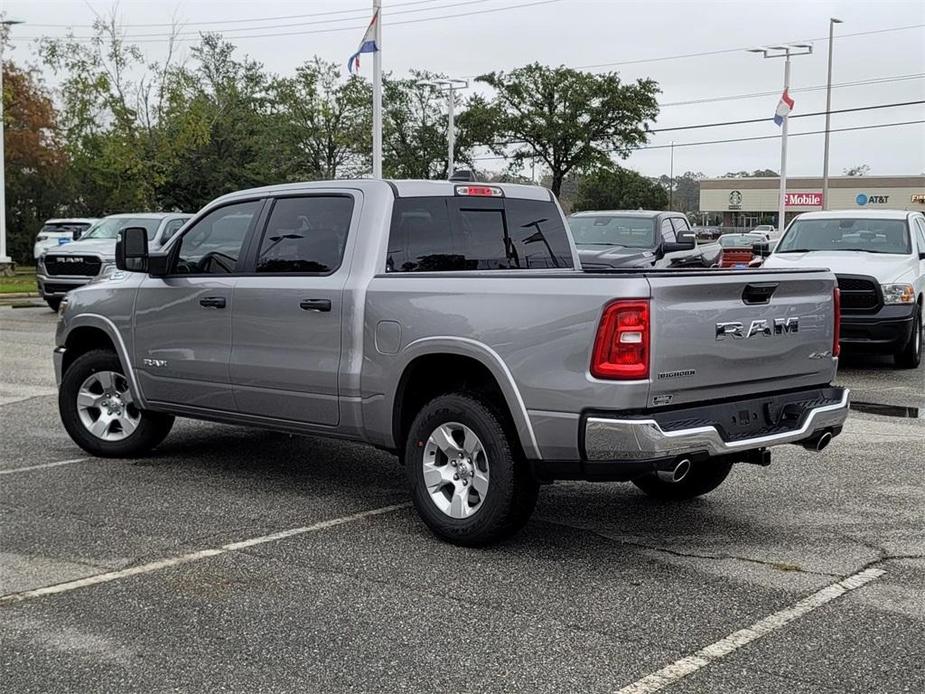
[0,457,90,475]
[0,503,410,605]
[616,567,885,694]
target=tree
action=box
[657,170,704,212]
[273,58,371,180]
[573,166,669,212]
[463,64,659,196]
[843,164,870,176]
[722,169,778,178]
[382,71,472,179]
[2,61,71,263]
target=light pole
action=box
[822,18,843,210]
[0,19,25,269]
[748,44,813,232]
[417,78,468,177]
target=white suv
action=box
[764,209,924,368]
[33,218,99,259]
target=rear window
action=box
[386,196,573,272]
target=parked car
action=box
[33,218,98,259]
[694,225,722,241]
[37,212,192,311]
[717,232,767,268]
[750,224,776,239]
[763,210,924,368]
[569,210,721,268]
[53,180,848,546]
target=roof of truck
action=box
[569,210,682,218]
[213,179,553,203]
[100,212,192,219]
[795,209,914,221]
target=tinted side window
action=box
[160,218,187,244]
[660,219,676,243]
[256,196,353,274]
[387,197,572,272]
[671,217,690,233]
[174,201,261,274]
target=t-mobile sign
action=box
[785,192,823,207]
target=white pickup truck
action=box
[764,209,925,368]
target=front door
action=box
[230,193,357,426]
[133,199,264,410]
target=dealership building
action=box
[699,175,925,228]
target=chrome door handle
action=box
[199,297,226,309]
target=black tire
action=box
[59,349,174,457]
[632,458,733,501]
[45,297,62,312]
[404,393,539,546]
[893,306,922,369]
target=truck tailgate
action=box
[646,269,837,406]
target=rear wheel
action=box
[45,297,61,312]
[404,393,538,546]
[59,349,174,457]
[632,458,733,500]
[894,307,922,369]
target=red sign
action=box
[785,192,823,207]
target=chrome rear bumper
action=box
[584,388,850,460]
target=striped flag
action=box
[773,89,794,126]
[347,9,379,73]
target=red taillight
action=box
[455,185,503,197]
[591,300,650,379]
[833,287,841,357]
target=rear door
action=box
[646,270,837,407]
[133,199,264,410]
[229,193,357,425]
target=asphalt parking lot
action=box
[1,304,923,693]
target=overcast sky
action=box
[5,0,925,179]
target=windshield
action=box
[776,218,911,254]
[82,217,162,241]
[568,216,656,248]
[719,234,762,248]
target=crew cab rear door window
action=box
[255,196,353,274]
[386,196,572,272]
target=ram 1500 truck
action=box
[569,210,722,269]
[53,180,850,545]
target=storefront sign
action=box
[856,193,890,206]
[784,192,823,207]
[728,190,743,210]
[911,193,925,204]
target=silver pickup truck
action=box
[53,180,849,545]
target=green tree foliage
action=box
[657,171,704,212]
[843,164,870,176]
[722,169,778,178]
[463,64,659,196]
[383,71,472,179]
[573,166,669,212]
[2,61,71,262]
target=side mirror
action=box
[664,232,696,253]
[116,227,149,272]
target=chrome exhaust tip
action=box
[802,430,833,452]
[657,458,692,483]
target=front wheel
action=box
[59,349,174,457]
[404,393,538,546]
[632,458,733,500]
[894,307,922,369]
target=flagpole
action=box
[778,53,790,234]
[372,0,383,179]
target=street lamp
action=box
[416,78,468,177]
[1,18,25,269]
[748,43,813,233]
[822,18,843,210]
